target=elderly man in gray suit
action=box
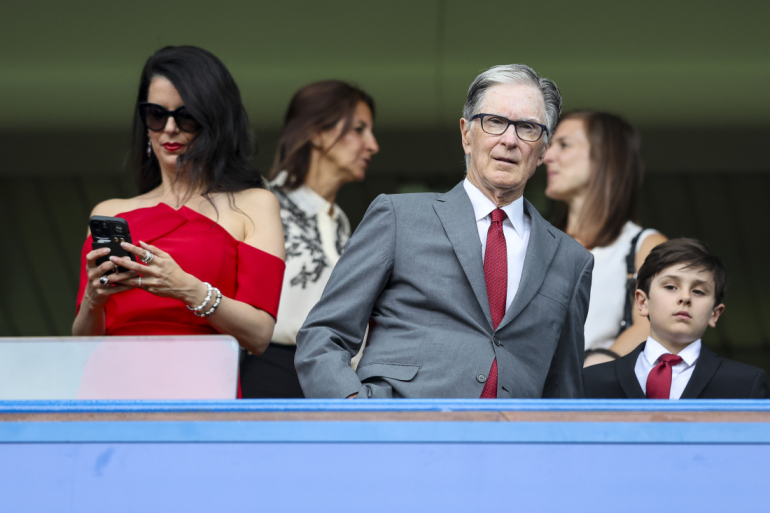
[295,64,593,399]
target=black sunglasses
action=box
[138,102,202,132]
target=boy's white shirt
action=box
[634,337,701,399]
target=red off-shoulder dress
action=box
[76,203,285,396]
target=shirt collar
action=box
[271,172,339,220]
[644,336,701,367]
[462,178,525,238]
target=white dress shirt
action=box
[463,179,531,311]
[634,337,701,399]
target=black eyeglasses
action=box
[138,103,202,132]
[470,113,549,142]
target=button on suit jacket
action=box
[295,182,594,398]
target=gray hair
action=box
[463,64,562,143]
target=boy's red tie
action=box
[646,353,683,399]
[481,208,507,399]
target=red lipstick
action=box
[163,142,184,152]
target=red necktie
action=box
[481,208,507,399]
[646,353,683,399]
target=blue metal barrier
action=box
[2,400,768,512]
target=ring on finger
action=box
[141,250,155,265]
[99,275,109,286]
[138,275,142,288]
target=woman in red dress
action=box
[73,46,285,362]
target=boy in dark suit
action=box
[583,238,769,399]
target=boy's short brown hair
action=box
[636,238,726,306]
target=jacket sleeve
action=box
[749,369,770,399]
[542,252,593,398]
[294,195,396,398]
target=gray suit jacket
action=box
[295,182,593,398]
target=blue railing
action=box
[1,398,769,413]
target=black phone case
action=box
[90,215,135,275]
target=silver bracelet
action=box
[187,282,213,312]
[195,287,222,317]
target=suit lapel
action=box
[433,183,492,328]
[616,343,647,398]
[680,344,721,399]
[495,201,559,332]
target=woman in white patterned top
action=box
[543,111,667,367]
[240,81,379,397]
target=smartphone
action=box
[90,215,136,275]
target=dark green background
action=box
[2,1,769,370]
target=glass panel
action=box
[0,336,240,400]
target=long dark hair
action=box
[269,80,375,190]
[553,110,643,249]
[130,46,265,196]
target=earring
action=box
[146,134,152,157]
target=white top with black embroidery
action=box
[270,181,351,346]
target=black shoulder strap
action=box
[626,231,643,276]
[618,230,644,336]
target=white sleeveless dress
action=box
[584,221,659,351]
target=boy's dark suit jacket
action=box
[583,342,769,399]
